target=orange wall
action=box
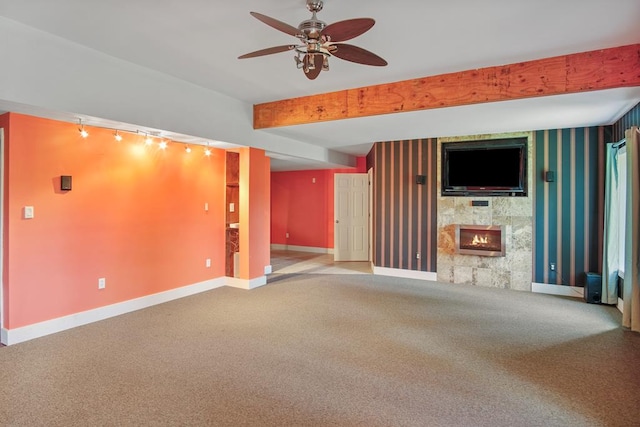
[2,113,226,329]
[238,147,270,279]
[270,157,366,249]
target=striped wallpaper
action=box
[373,139,438,272]
[533,127,607,286]
[613,102,640,142]
[369,102,640,285]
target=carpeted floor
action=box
[0,252,638,426]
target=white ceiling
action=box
[1,0,639,170]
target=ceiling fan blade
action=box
[303,54,323,80]
[250,12,302,38]
[322,18,375,42]
[330,43,387,66]
[238,45,297,59]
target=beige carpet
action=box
[0,253,638,426]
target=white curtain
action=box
[602,143,620,304]
[622,127,640,332]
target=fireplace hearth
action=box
[455,225,505,257]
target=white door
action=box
[334,173,369,261]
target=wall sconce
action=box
[114,130,122,142]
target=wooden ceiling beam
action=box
[253,43,640,129]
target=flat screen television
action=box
[441,137,528,197]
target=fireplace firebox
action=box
[455,225,505,257]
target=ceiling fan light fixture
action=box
[239,1,386,80]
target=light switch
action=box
[229,202,235,213]
[204,202,209,212]
[24,206,34,219]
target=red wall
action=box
[2,113,226,329]
[270,157,366,249]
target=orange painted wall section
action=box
[2,113,226,329]
[238,147,270,279]
[270,158,365,249]
[1,114,10,326]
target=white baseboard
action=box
[225,275,267,290]
[617,297,624,313]
[1,277,226,346]
[532,282,584,298]
[270,244,334,254]
[373,266,438,281]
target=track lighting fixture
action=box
[78,119,89,138]
[72,122,222,158]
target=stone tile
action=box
[473,211,492,225]
[492,269,512,289]
[454,265,474,284]
[437,265,454,283]
[439,198,455,216]
[509,250,533,273]
[473,268,493,286]
[512,224,532,251]
[511,271,532,291]
[438,225,457,255]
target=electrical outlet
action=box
[550,262,556,271]
[205,258,211,268]
[98,277,106,289]
[286,232,289,238]
[416,252,420,259]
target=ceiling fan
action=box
[238,0,387,80]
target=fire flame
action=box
[471,234,489,246]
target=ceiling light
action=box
[78,119,88,138]
[238,2,386,80]
[114,130,122,142]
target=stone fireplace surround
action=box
[436,132,533,291]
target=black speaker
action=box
[584,272,602,304]
[545,171,555,182]
[416,175,426,185]
[60,175,72,191]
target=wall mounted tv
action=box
[441,137,528,197]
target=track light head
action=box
[78,119,89,138]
